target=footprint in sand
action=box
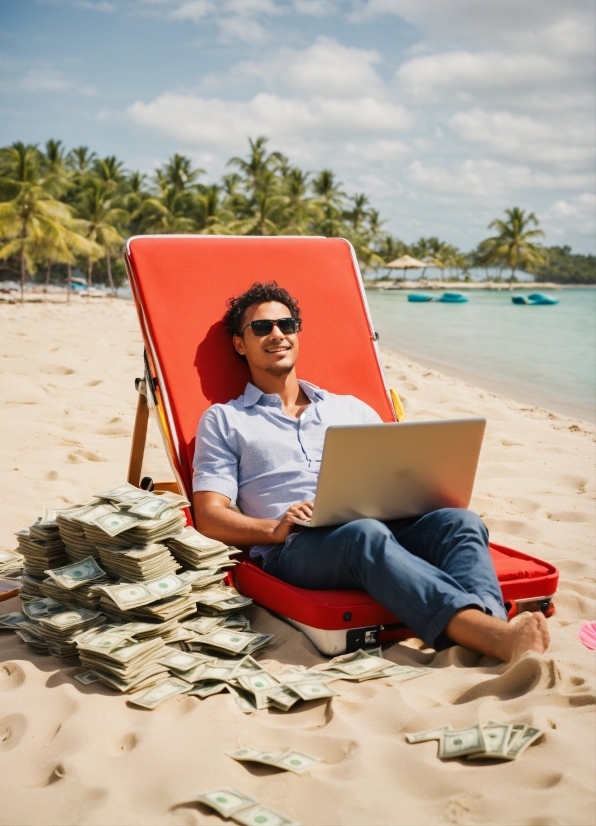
[86,380,103,387]
[66,449,108,464]
[0,713,27,751]
[38,364,76,376]
[0,662,26,691]
[112,732,139,756]
[547,510,589,523]
[45,470,59,481]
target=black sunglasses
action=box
[239,317,302,337]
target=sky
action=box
[1,0,595,253]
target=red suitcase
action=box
[125,235,558,655]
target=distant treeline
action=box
[0,137,594,299]
[533,246,596,285]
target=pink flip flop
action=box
[578,622,596,650]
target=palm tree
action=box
[66,146,97,177]
[156,154,204,194]
[92,156,126,192]
[483,207,547,287]
[41,139,72,198]
[137,186,197,235]
[75,177,128,293]
[0,142,90,300]
[228,137,284,196]
[312,170,345,237]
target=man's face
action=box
[233,300,299,377]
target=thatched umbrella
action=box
[385,254,428,280]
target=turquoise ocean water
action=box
[365,287,596,422]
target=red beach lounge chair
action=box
[125,235,558,655]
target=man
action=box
[193,281,549,662]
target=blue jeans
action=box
[262,508,507,649]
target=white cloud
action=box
[542,193,596,239]
[128,90,413,151]
[396,50,567,102]
[407,159,593,200]
[237,37,384,97]
[292,0,337,16]
[449,109,594,167]
[351,0,594,52]
[0,63,95,96]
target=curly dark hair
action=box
[223,281,302,336]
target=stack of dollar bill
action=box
[15,520,69,578]
[195,788,298,826]
[166,527,237,569]
[38,556,110,610]
[406,721,544,761]
[77,629,170,692]
[56,505,104,561]
[95,573,196,624]
[97,542,180,581]
[26,606,106,657]
[0,548,24,576]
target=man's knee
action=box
[340,518,394,560]
[439,508,488,542]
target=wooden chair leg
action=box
[128,389,149,486]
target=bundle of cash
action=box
[77,635,170,692]
[56,505,104,561]
[0,548,24,576]
[226,746,319,774]
[35,608,106,657]
[314,648,431,683]
[406,720,544,761]
[195,788,298,826]
[19,571,46,602]
[97,543,180,582]
[190,585,253,615]
[166,527,233,569]
[83,508,187,548]
[16,523,69,578]
[38,556,110,611]
[95,573,197,626]
[186,627,274,657]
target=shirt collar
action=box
[243,379,324,408]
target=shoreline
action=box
[383,344,595,425]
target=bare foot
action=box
[502,611,550,661]
[445,608,550,662]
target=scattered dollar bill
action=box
[438,725,486,759]
[472,722,512,759]
[0,548,25,575]
[226,747,319,774]
[232,803,299,826]
[406,725,453,744]
[504,726,544,760]
[0,612,26,628]
[195,788,258,818]
[73,671,99,685]
[128,677,191,709]
[408,721,543,763]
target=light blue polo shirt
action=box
[192,380,381,558]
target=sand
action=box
[0,298,594,826]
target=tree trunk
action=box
[106,250,115,295]
[66,263,71,303]
[20,248,25,303]
[44,263,51,299]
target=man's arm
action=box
[193,491,313,547]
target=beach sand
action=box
[1,299,594,826]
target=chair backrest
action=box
[126,235,396,496]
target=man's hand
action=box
[193,491,313,548]
[270,501,314,544]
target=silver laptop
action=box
[292,418,486,528]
